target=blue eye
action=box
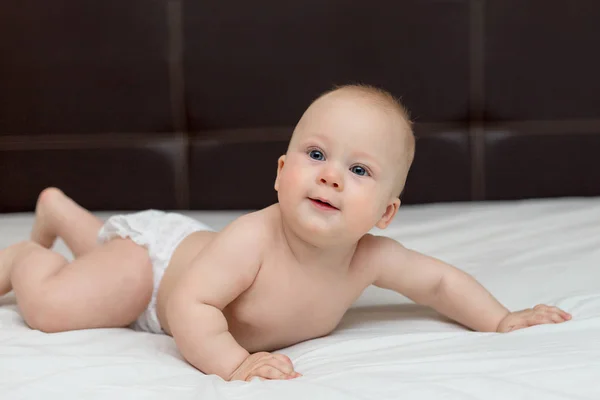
[309,149,325,161]
[351,165,369,176]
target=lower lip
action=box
[309,198,339,211]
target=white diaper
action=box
[97,210,213,334]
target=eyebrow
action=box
[303,133,331,145]
[352,151,381,172]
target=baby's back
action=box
[156,206,380,353]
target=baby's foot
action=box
[0,242,39,296]
[30,187,63,248]
[0,243,22,296]
[0,247,8,295]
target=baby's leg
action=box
[0,238,152,332]
[31,187,103,257]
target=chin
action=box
[281,202,347,243]
[300,217,350,245]
[304,220,336,236]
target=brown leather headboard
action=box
[2,1,600,212]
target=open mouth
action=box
[309,197,339,211]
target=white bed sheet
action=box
[1,198,600,399]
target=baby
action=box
[0,84,572,382]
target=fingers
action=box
[250,365,290,381]
[549,312,566,323]
[527,305,572,326]
[533,304,571,316]
[527,311,550,326]
[272,354,303,378]
[549,306,572,320]
[272,353,293,368]
[268,355,296,376]
[499,305,573,333]
[246,354,301,381]
[248,366,301,381]
[546,306,572,322]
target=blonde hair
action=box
[317,83,412,125]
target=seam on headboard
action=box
[469,0,485,201]
[166,0,189,209]
[167,0,187,133]
[0,133,180,150]
[485,120,600,134]
[175,131,190,209]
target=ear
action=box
[375,198,401,229]
[274,155,286,192]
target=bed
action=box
[2,199,600,399]
[2,1,600,399]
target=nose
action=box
[318,165,344,191]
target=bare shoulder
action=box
[353,234,411,280]
[170,208,275,303]
[357,233,409,258]
[214,207,274,251]
[177,208,276,281]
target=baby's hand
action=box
[228,352,302,382]
[496,304,572,333]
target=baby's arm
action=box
[166,217,297,381]
[371,236,570,332]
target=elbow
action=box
[430,267,469,306]
[433,274,445,297]
[425,274,447,307]
[165,288,197,337]
[166,291,228,339]
[164,292,184,337]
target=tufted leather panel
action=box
[183,0,470,129]
[484,124,600,200]
[189,128,291,210]
[0,134,186,212]
[2,1,600,212]
[485,1,600,121]
[403,126,472,204]
[0,0,173,135]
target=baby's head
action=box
[275,84,415,245]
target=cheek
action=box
[345,181,382,219]
[279,164,307,196]
[283,168,301,187]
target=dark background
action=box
[2,1,599,212]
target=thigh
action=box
[19,238,154,332]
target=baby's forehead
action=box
[314,90,408,128]
[293,87,413,159]
[296,125,408,170]
[306,95,407,138]
[305,94,396,130]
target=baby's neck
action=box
[278,215,357,274]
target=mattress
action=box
[1,198,600,399]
